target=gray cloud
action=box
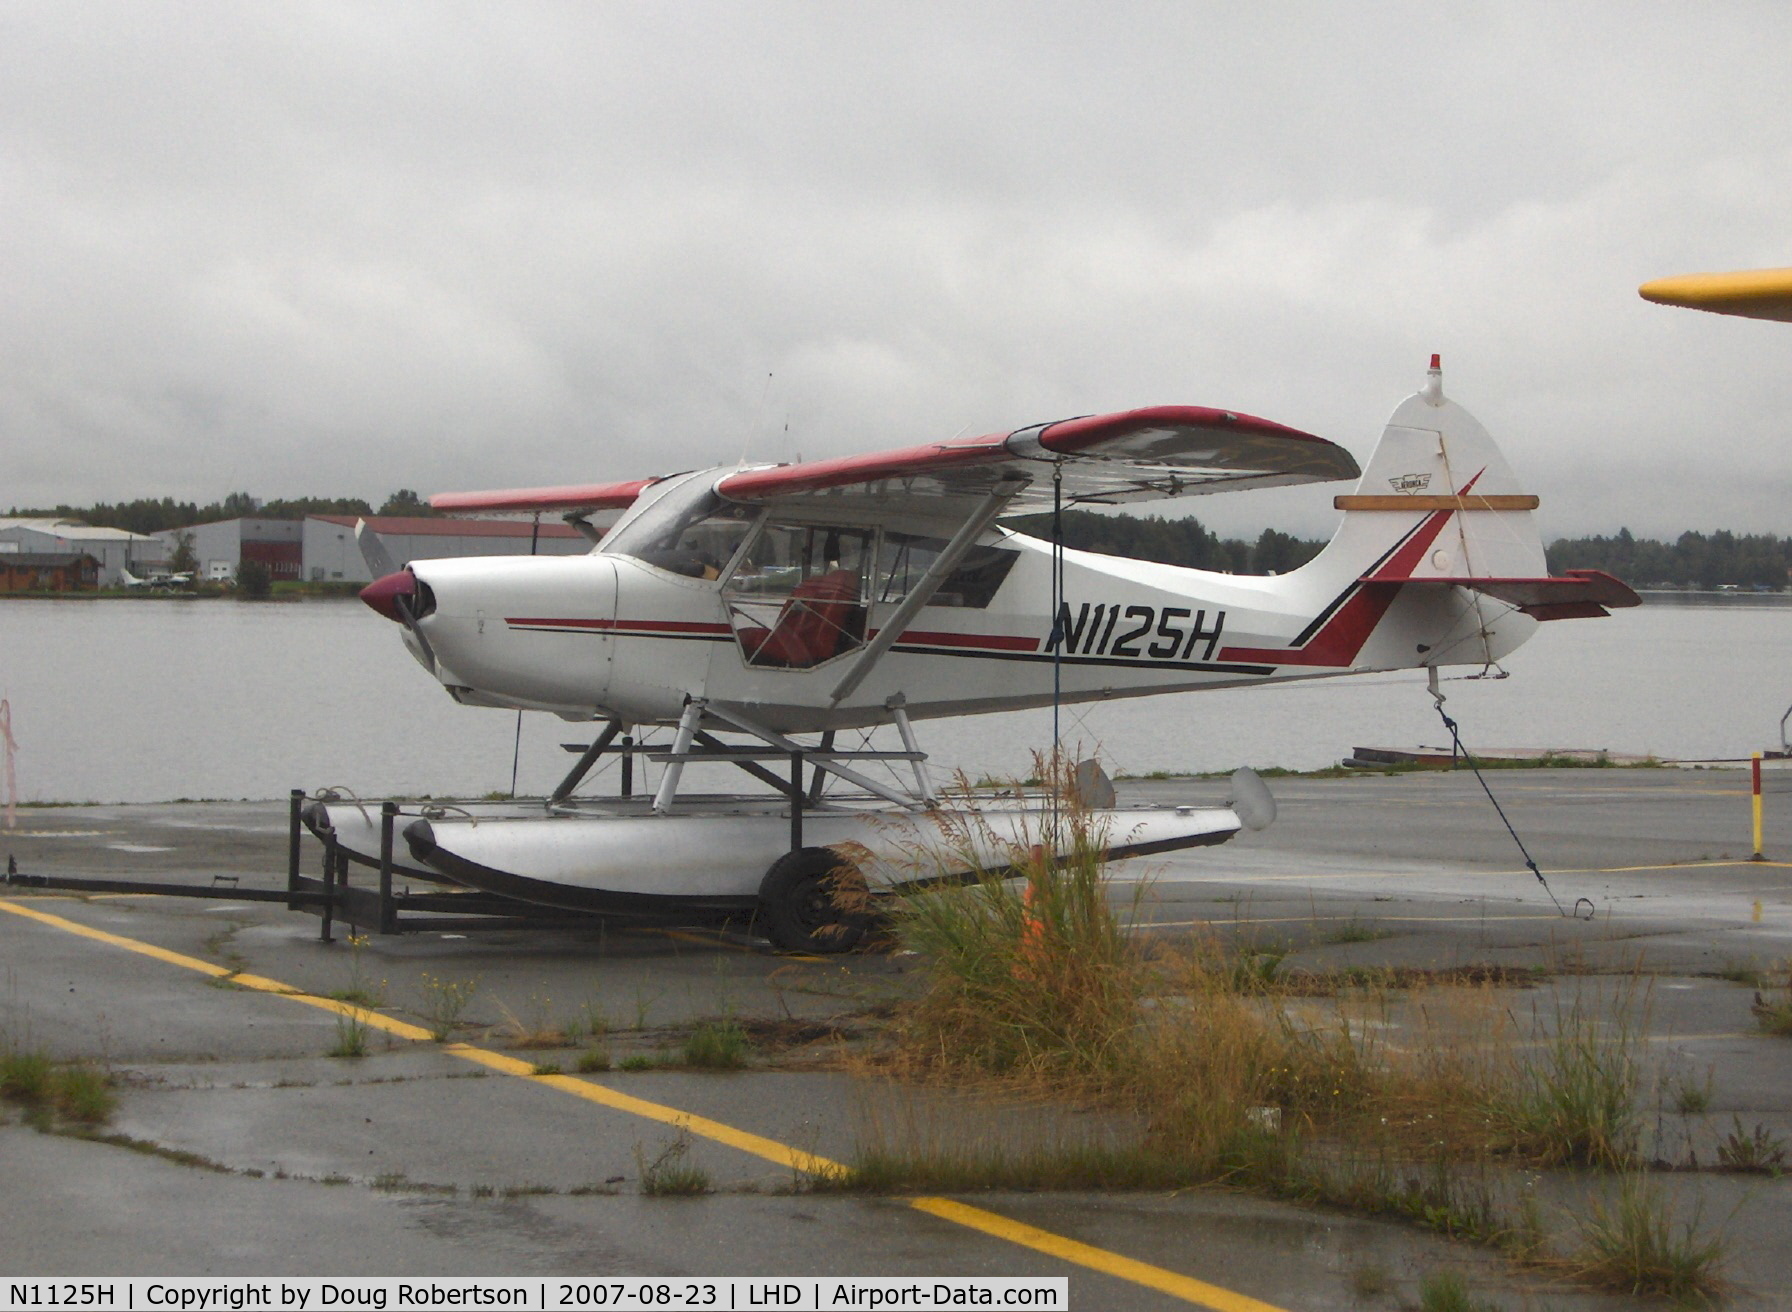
[4,1,1790,537]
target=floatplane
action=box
[311,357,1636,950]
[120,566,192,590]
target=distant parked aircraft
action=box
[119,566,191,590]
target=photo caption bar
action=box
[5,1278,1069,1312]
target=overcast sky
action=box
[4,2,1790,539]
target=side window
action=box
[876,533,1017,608]
[723,523,873,668]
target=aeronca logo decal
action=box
[1388,473,1432,493]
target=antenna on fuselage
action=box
[742,371,776,466]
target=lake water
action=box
[0,594,1785,804]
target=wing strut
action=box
[828,477,1027,707]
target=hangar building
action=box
[0,518,163,587]
[155,515,591,585]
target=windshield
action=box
[601,478,759,580]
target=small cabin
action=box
[0,551,100,593]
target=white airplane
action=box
[119,566,192,590]
[335,358,1636,949]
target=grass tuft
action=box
[636,1131,710,1196]
[1715,1116,1787,1173]
[1,1045,116,1127]
[1490,984,1644,1168]
[1570,1174,1726,1301]
[53,1064,116,1124]
[1416,1269,1499,1312]
[681,1019,750,1070]
[1750,962,1792,1035]
[327,1010,370,1059]
[0,1047,56,1106]
[889,777,1140,1084]
[418,973,477,1042]
[495,993,568,1049]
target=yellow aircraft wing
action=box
[1638,267,1792,322]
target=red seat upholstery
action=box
[741,569,862,667]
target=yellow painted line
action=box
[1646,1032,1759,1043]
[0,897,237,977]
[1554,860,1792,874]
[911,1198,1289,1312]
[0,898,437,1041]
[1167,859,1792,885]
[1136,914,1563,930]
[0,894,1289,1312]
[649,927,762,955]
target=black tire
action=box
[758,847,870,954]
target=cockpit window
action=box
[600,480,758,580]
[876,532,1017,608]
[722,522,873,668]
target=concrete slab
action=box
[4,771,1791,1309]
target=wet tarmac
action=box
[2,768,1790,1310]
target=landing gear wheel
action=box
[758,847,870,954]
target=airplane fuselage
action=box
[395,521,1528,732]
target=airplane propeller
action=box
[354,519,397,579]
[354,519,440,671]
[360,569,439,672]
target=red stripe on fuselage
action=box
[870,628,1040,652]
[506,617,732,636]
[508,617,1039,653]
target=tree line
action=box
[1025,516,1792,589]
[1008,510,1324,575]
[1545,528,1791,590]
[13,489,1788,589]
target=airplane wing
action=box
[716,405,1359,519]
[423,407,1356,529]
[1639,267,1792,322]
[429,478,658,519]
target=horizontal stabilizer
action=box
[1362,568,1640,620]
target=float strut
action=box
[890,701,937,804]
[378,802,398,935]
[287,789,304,909]
[790,751,804,852]
[550,719,621,806]
[654,700,704,814]
[806,731,835,806]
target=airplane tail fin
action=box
[1289,357,1636,670]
